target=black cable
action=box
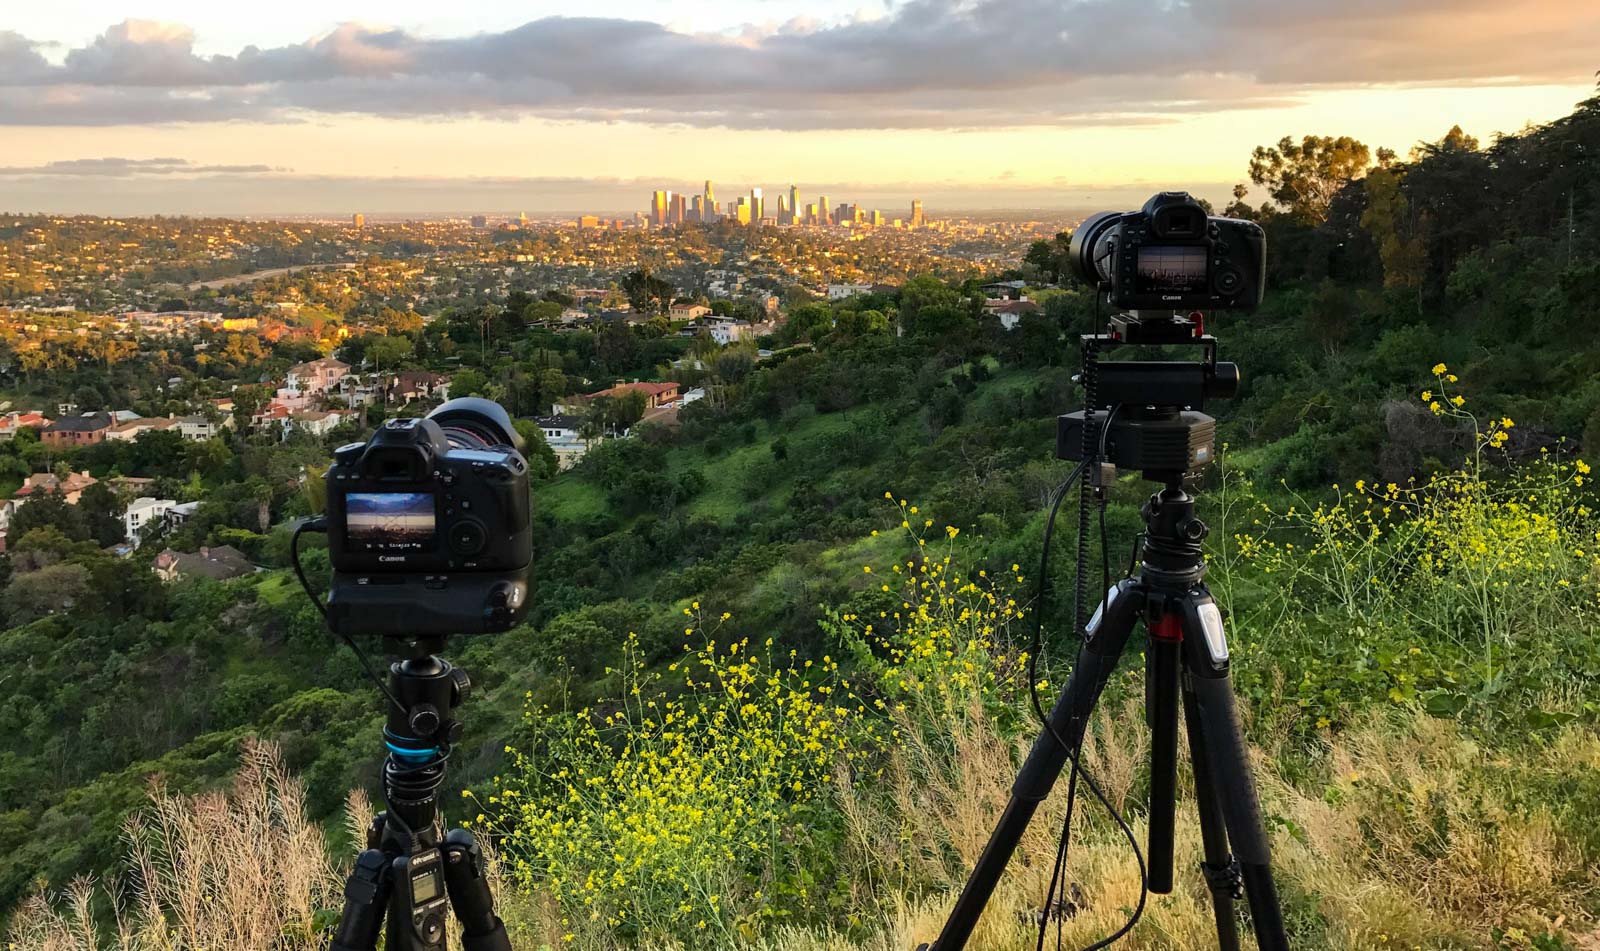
[1026,467,1149,951]
[290,518,407,716]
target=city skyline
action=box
[0,2,1595,214]
[643,181,930,228]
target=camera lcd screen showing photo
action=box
[1136,246,1209,295]
[346,492,435,551]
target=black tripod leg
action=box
[330,848,391,951]
[1145,623,1182,893]
[921,579,1144,951]
[442,828,513,951]
[1182,677,1243,951]
[1180,592,1290,951]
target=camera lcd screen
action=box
[1135,246,1209,295]
[346,492,435,551]
[412,867,442,903]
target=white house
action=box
[285,357,351,396]
[289,410,347,437]
[177,416,230,441]
[827,283,874,301]
[124,497,176,547]
[534,414,589,469]
[701,316,755,346]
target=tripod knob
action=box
[409,703,442,736]
[450,666,472,704]
[1181,517,1208,541]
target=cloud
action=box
[1,0,1596,129]
[0,156,280,176]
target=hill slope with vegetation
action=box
[3,94,1600,948]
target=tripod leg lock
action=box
[330,848,390,951]
[1200,857,1245,902]
[443,828,513,951]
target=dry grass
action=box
[9,711,1596,951]
[5,738,340,951]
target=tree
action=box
[451,368,489,397]
[4,562,92,625]
[1361,167,1427,292]
[78,480,125,547]
[1249,135,1373,224]
[596,321,641,374]
[6,489,88,542]
[365,334,414,368]
[620,269,675,315]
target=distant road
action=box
[187,262,350,291]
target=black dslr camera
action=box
[324,398,532,637]
[1068,191,1265,312]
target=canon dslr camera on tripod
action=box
[1069,190,1265,313]
[919,193,1291,951]
[324,397,533,637]
[293,396,530,951]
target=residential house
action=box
[555,381,680,414]
[289,410,347,437]
[285,357,351,396]
[0,411,50,440]
[177,415,231,441]
[700,315,755,346]
[124,497,176,547]
[827,283,874,300]
[387,371,451,405]
[337,374,383,408]
[984,298,1041,331]
[107,416,181,441]
[533,414,589,469]
[980,280,1030,300]
[153,545,256,582]
[167,500,201,526]
[668,302,712,321]
[0,470,99,533]
[41,412,115,448]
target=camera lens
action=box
[426,398,524,452]
[1067,212,1124,286]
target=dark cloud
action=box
[0,156,279,176]
[1,0,1595,129]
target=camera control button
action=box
[447,519,488,556]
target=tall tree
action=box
[1249,135,1374,224]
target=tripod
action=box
[331,636,514,951]
[918,474,1289,951]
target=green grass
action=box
[536,476,610,522]
[251,572,297,608]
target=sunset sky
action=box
[1,0,1596,215]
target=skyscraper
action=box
[351,213,364,228]
[870,209,884,227]
[651,190,670,226]
[704,180,716,217]
[735,198,752,226]
[777,194,790,225]
[691,195,705,222]
[910,200,925,228]
[670,193,687,225]
[788,185,800,226]
[818,195,830,225]
[804,202,818,224]
[750,188,763,226]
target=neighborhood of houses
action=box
[0,353,708,561]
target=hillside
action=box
[3,95,1599,948]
